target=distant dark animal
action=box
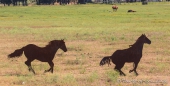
[100,56,111,66]
[36,0,56,5]
[0,0,12,6]
[8,40,67,74]
[0,0,27,6]
[128,10,136,12]
[112,5,118,12]
[103,34,151,76]
[142,1,147,5]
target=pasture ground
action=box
[0,2,170,86]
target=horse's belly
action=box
[36,58,49,62]
[36,59,46,62]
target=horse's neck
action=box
[45,46,60,53]
[131,42,144,53]
[47,46,60,60]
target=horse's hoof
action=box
[135,73,139,76]
[120,74,126,76]
[120,73,126,76]
[44,70,48,73]
[129,70,133,73]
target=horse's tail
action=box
[8,47,24,58]
[99,58,105,66]
[100,56,111,66]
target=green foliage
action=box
[61,74,77,85]
[106,70,119,83]
[66,58,81,65]
[87,71,99,82]
[79,67,86,74]
[0,4,169,42]
[44,74,59,84]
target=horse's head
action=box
[59,39,67,52]
[139,34,151,44]
[49,40,67,52]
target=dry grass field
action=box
[0,2,170,86]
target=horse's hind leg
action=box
[114,68,126,76]
[44,61,54,73]
[114,63,126,76]
[25,60,35,74]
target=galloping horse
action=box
[100,34,151,76]
[8,40,67,74]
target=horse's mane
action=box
[45,40,59,48]
[129,35,145,48]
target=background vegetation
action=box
[0,2,170,86]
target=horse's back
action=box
[24,44,42,50]
[25,44,40,47]
[111,49,130,63]
[111,48,142,64]
[112,49,128,57]
[23,44,43,58]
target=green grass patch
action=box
[106,70,119,83]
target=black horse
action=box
[100,34,151,76]
[8,40,67,74]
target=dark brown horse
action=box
[100,34,151,76]
[8,40,67,74]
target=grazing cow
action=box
[112,5,118,12]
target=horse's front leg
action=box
[44,68,51,73]
[134,62,139,76]
[129,62,139,76]
[44,61,54,73]
[129,63,135,73]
